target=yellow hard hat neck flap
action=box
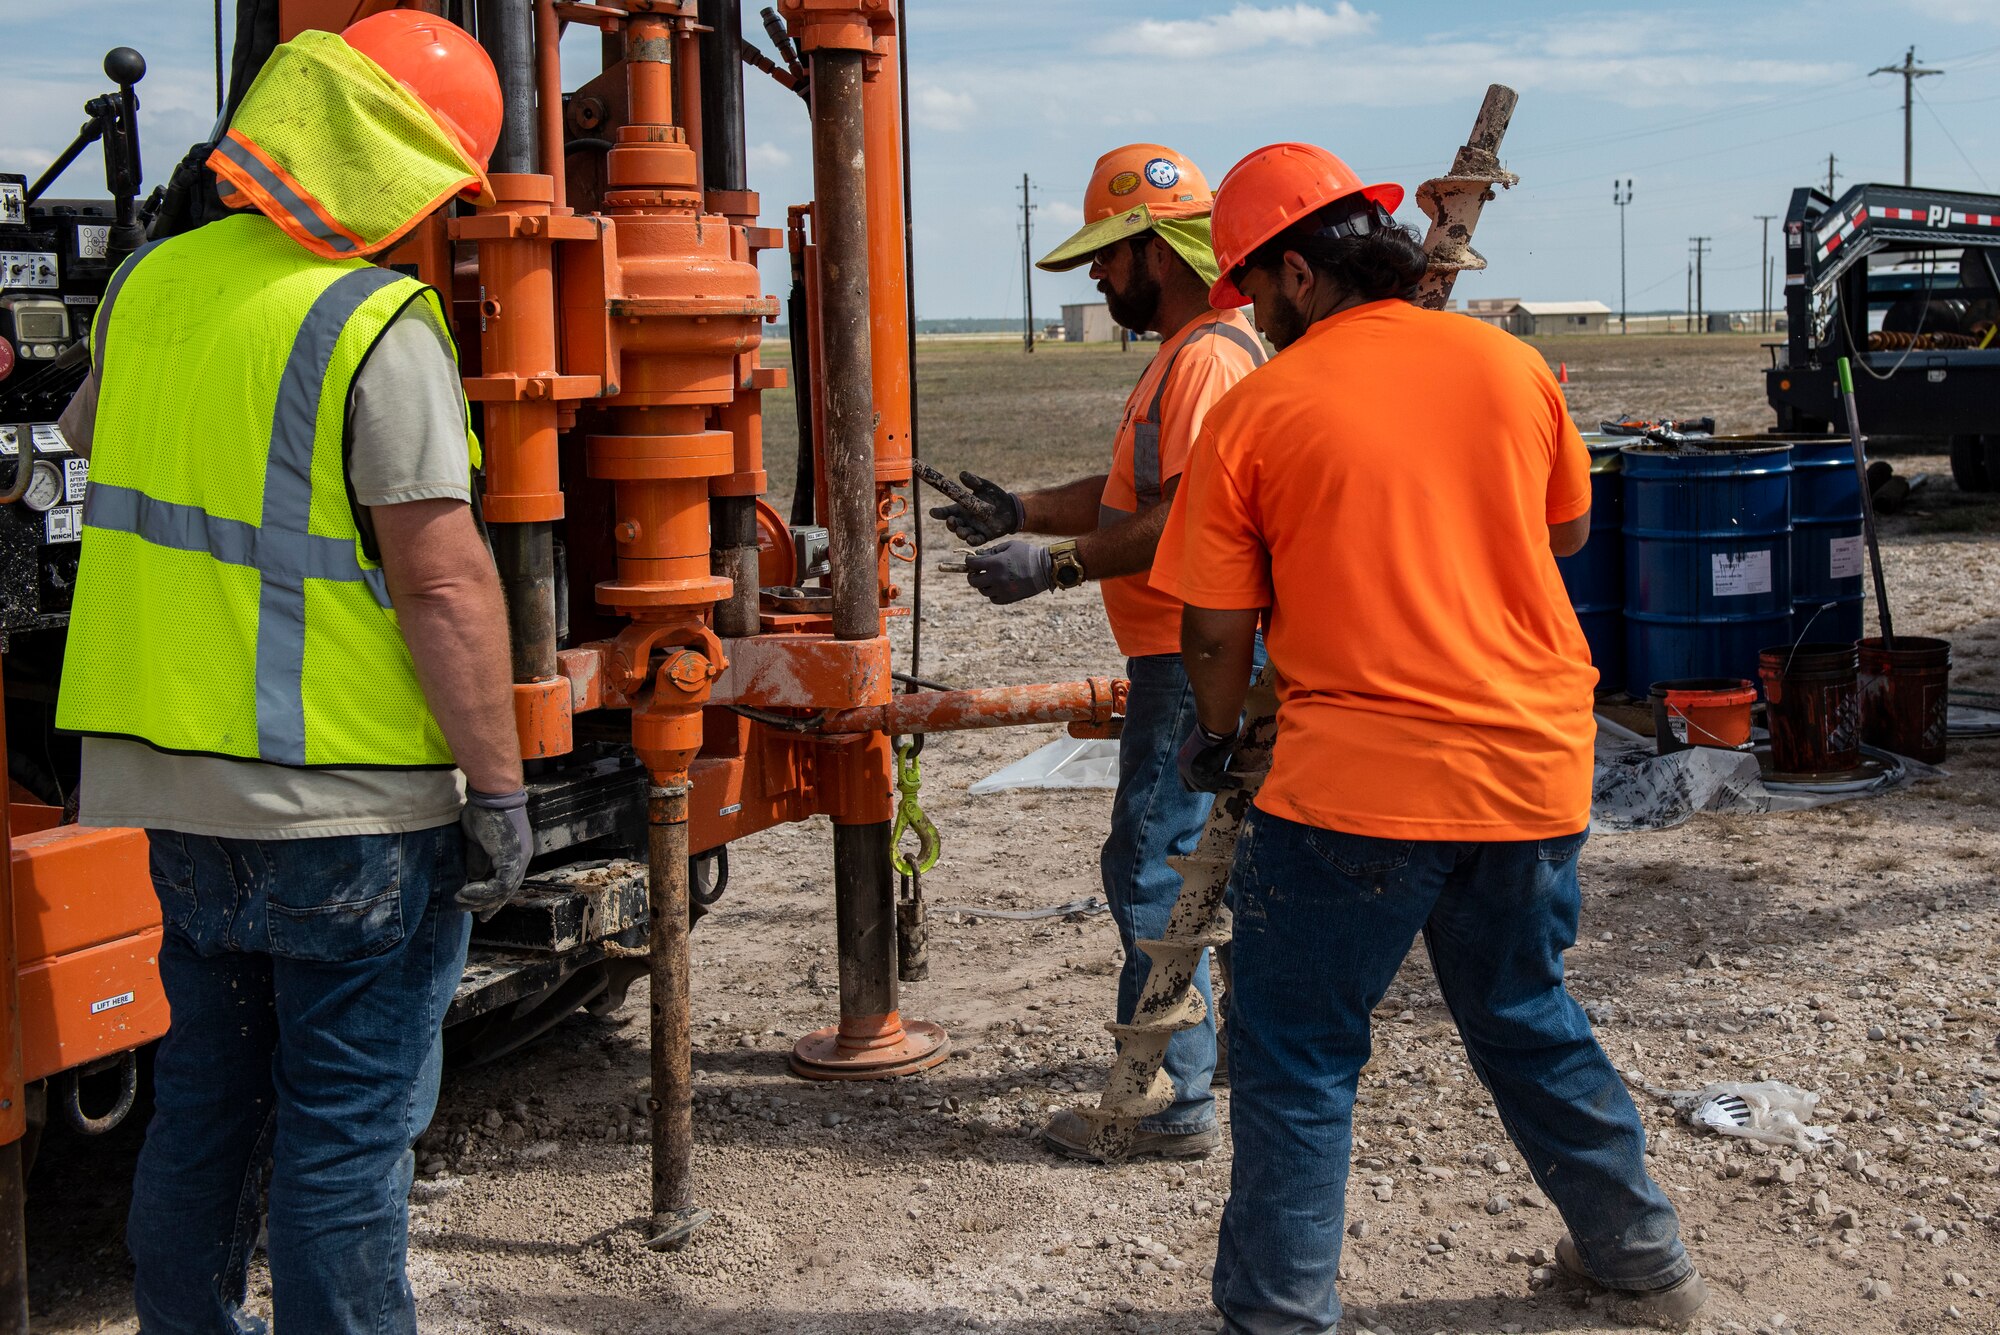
[210,29,493,263]
[1036,205,1221,290]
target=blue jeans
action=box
[130,826,472,1335]
[1214,809,1688,1335]
[1100,653,1222,1134]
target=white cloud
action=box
[747,141,791,171]
[1905,0,2000,24]
[1113,3,1377,60]
[912,84,976,131]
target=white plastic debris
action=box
[967,737,1119,794]
[1628,1072,1834,1152]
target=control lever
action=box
[28,48,148,257]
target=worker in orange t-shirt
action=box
[1153,144,1706,1333]
[930,146,1264,1162]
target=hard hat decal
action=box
[1108,171,1141,197]
[1144,157,1181,189]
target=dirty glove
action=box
[930,470,1026,546]
[456,786,533,920]
[965,539,1053,605]
[1177,719,1241,793]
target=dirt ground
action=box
[28,333,2000,1335]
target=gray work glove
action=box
[929,470,1026,546]
[965,539,1054,606]
[456,786,533,920]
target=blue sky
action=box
[7,1,1998,317]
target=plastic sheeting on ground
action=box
[1591,718,1939,834]
[965,736,1120,794]
[970,724,1938,835]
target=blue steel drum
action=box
[1622,442,1794,699]
[1553,435,1625,692]
[1703,433,1864,645]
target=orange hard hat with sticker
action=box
[1037,144,1213,274]
[1208,142,1403,307]
[1083,144,1210,225]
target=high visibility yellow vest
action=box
[57,214,476,768]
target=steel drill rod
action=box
[834,821,898,1023]
[1837,357,1896,648]
[492,522,559,683]
[807,49,878,642]
[711,497,760,638]
[644,782,707,1249]
[817,678,1124,736]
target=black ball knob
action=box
[103,47,146,86]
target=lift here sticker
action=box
[1712,550,1774,597]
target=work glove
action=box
[1177,718,1242,793]
[455,786,533,920]
[930,470,1026,546]
[965,539,1053,606]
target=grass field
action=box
[760,331,1789,513]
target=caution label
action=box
[1712,550,1773,597]
[1829,535,1865,581]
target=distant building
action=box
[1061,302,1122,343]
[1463,298,1613,336]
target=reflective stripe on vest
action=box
[60,215,466,769]
[1129,320,1267,508]
[212,133,364,257]
[78,264,407,765]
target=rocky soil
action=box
[26,336,2000,1334]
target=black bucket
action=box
[1757,642,1861,774]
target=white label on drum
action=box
[1711,550,1773,597]
[1829,535,1864,580]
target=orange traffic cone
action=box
[1558,362,1570,383]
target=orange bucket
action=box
[1648,678,1757,755]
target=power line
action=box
[1870,45,1943,187]
[1916,86,1991,191]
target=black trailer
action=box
[1767,182,2000,488]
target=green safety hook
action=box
[889,741,941,876]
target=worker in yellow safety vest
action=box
[54,14,530,1328]
[931,145,1267,1162]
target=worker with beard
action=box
[930,145,1265,1161]
[1154,142,1705,1333]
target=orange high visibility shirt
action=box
[1152,299,1596,841]
[1099,310,1266,658]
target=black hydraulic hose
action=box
[787,266,816,527]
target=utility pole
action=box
[1685,256,1693,335]
[1755,214,1777,333]
[1020,173,1035,353]
[1613,179,1633,334]
[1871,46,1942,187]
[1690,236,1710,332]
[1826,152,1840,197]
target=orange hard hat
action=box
[1036,144,1212,274]
[1207,143,1404,308]
[1083,144,1211,225]
[342,9,503,170]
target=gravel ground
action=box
[26,335,2000,1335]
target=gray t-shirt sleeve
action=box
[348,305,472,507]
[58,370,97,459]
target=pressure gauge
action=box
[22,459,62,512]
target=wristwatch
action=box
[1047,539,1087,590]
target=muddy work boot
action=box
[1555,1234,1709,1329]
[1040,1108,1220,1163]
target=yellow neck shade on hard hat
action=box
[1034,204,1221,291]
[209,29,494,262]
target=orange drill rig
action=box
[0,0,1129,1281]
